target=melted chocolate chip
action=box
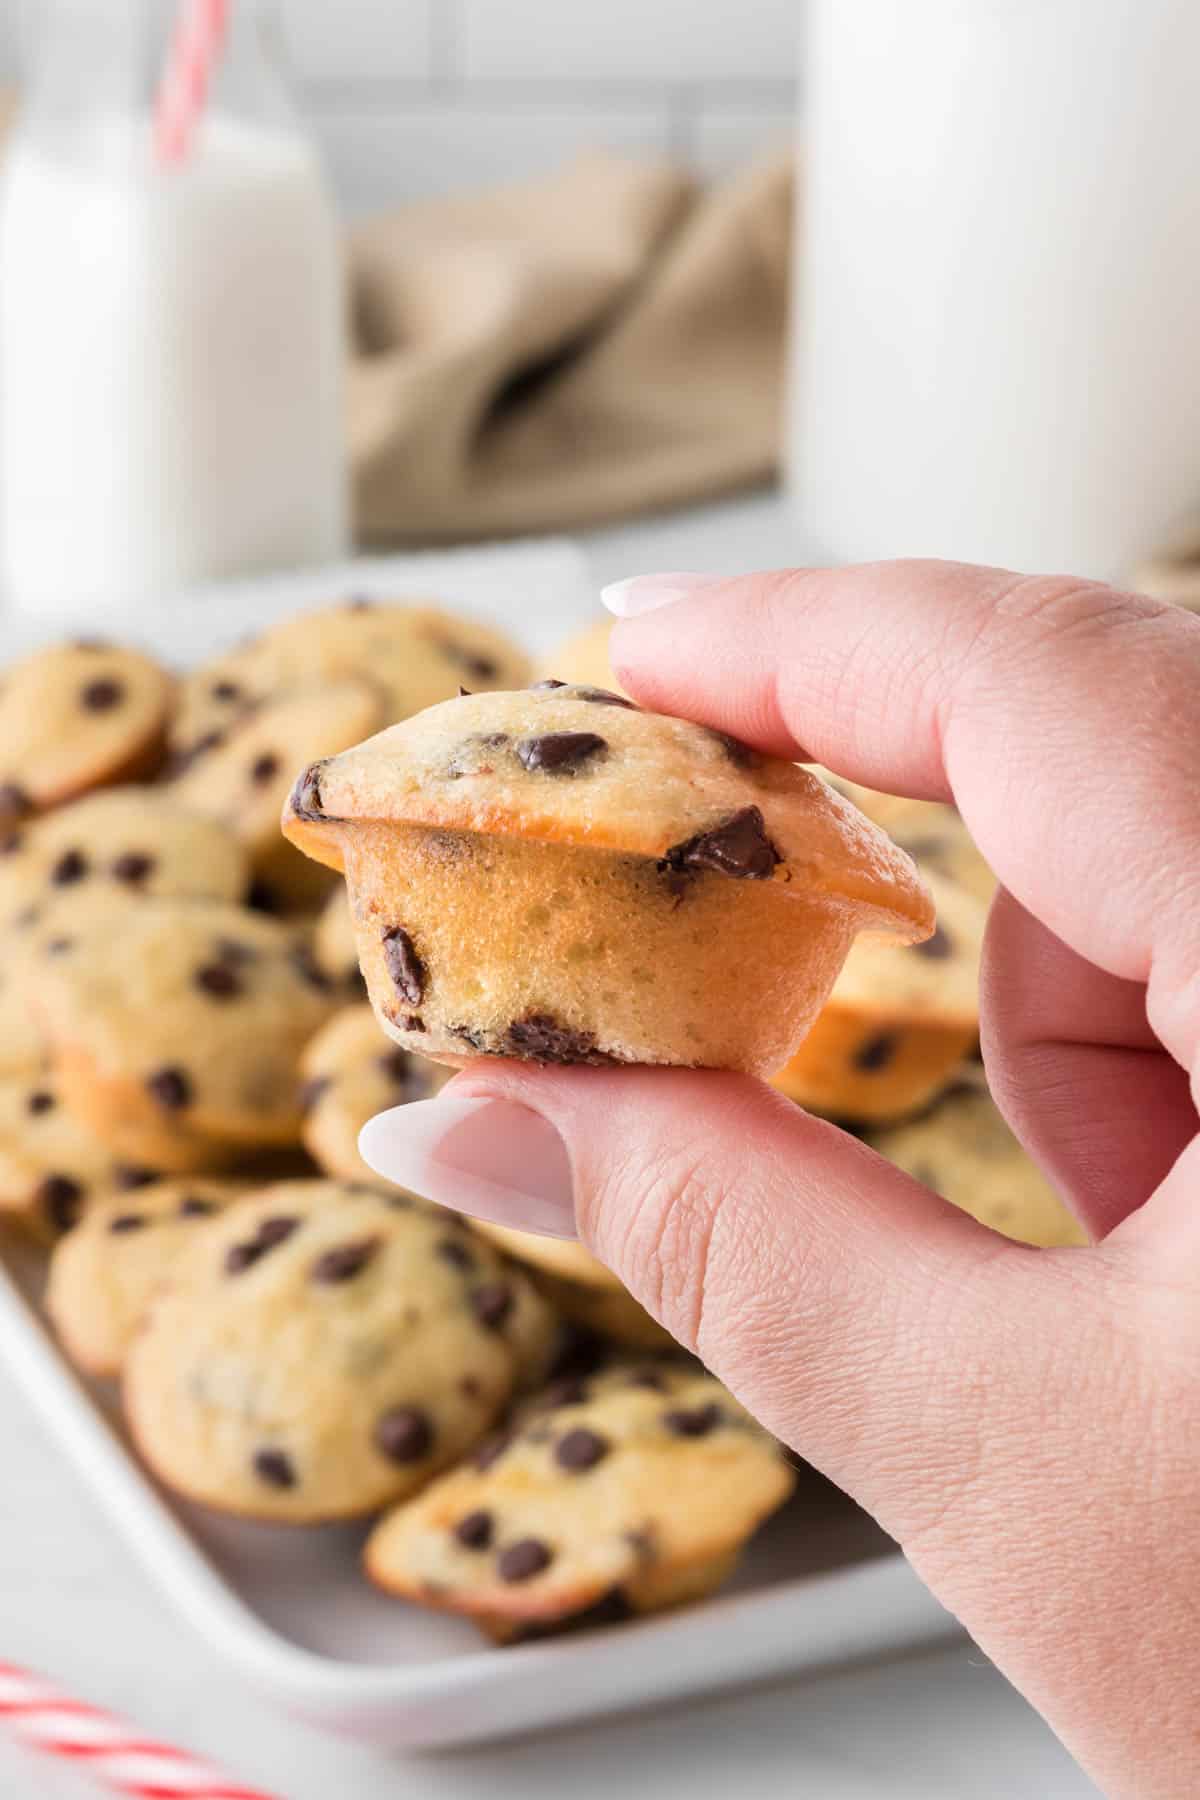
[0,784,32,827]
[913,924,953,960]
[109,1213,148,1234]
[711,729,760,769]
[555,1427,609,1472]
[146,1066,191,1111]
[245,878,280,914]
[50,848,88,886]
[435,1237,476,1272]
[662,1402,722,1438]
[253,1447,296,1489]
[111,850,154,886]
[515,731,606,775]
[311,1235,381,1284]
[659,806,781,883]
[80,676,123,712]
[450,1023,487,1052]
[381,928,425,1006]
[503,1013,612,1065]
[250,752,280,785]
[194,962,242,1000]
[39,1175,83,1233]
[453,1508,494,1550]
[288,763,325,821]
[26,1090,54,1116]
[178,1194,218,1217]
[298,1074,332,1115]
[402,1014,426,1033]
[471,1281,514,1331]
[497,1538,553,1583]
[374,1405,434,1464]
[853,1031,900,1073]
[225,1214,299,1273]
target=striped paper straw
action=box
[154,0,230,166]
[0,1663,278,1800]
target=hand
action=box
[364,561,1200,1799]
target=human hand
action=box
[363,561,1200,1798]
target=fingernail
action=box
[600,571,717,618]
[357,1094,576,1239]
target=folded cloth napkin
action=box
[348,150,793,543]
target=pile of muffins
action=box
[0,597,1080,1646]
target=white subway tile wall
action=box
[2,2,798,214]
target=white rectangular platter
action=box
[0,540,957,1748]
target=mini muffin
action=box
[299,1004,450,1182]
[21,898,337,1171]
[122,1179,558,1522]
[312,883,363,992]
[0,641,173,822]
[772,869,985,1123]
[282,685,933,1076]
[869,1087,1087,1248]
[169,680,385,911]
[0,1066,157,1243]
[364,1361,795,1641]
[0,787,250,930]
[46,1177,248,1376]
[171,598,531,761]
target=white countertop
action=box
[0,491,1100,1800]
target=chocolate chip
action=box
[504,1013,612,1065]
[555,1427,609,1472]
[453,1509,494,1550]
[147,1066,191,1111]
[662,1402,722,1438]
[26,1090,54,1116]
[311,1235,381,1283]
[225,1214,299,1274]
[245,878,280,914]
[440,640,498,681]
[115,1164,157,1190]
[401,1015,426,1033]
[0,784,31,827]
[38,1175,83,1233]
[381,927,425,1006]
[290,942,332,992]
[288,763,325,821]
[515,731,606,775]
[374,1405,434,1464]
[538,1376,590,1410]
[854,1031,900,1073]
[529,678,566,690]
[450,1023,487,1052]
[913,924,953,960]
[711,729,760,769]
[471,1281,514,1332]
[253,1447,296,1489]
[497,1538,553,1583]
[111,850,154,886]
[109,1213,148,1234]
[50,848,88,885]
[211,679,242,701]
[250,752,280,785]
[80,677,122,712]
[194,962,242,999]
[572,686,636,709]
[45,936,73,955]
[435,1238,475,1272]
[474,1431,512,1471]
[659,807,781,883]
[298,1074,332,1114]
[179,1194,218,1217]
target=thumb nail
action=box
[600,571,718,618]
[357,1094,577,1239]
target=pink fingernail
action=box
[357,1095,577,1239]
[600,572,718,618]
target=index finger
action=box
[609,561,1200,1077]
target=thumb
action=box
[357,1062,1080,1545]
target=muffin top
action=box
[283,683,933,939]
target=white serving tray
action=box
[0,542,958,1748]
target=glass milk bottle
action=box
[793,0,1200,581]
[0,0,348,616]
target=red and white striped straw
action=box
[0,1663,278,1800]
[154,0,231,167]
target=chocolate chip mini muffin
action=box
[0,1066,152,1243]
[46,1177,248,1376]
[364,1361,794,1640]
[772,869,985,1123]
[869,1087,1087,1248]
[122,1179,558,1522]
[312,884,363,992]
[282,685,933,1075]
[299,1004,450,1182]
[170,599,531,762]
[170,680,385,911]
[0,787,250,931]
[22,898,337,1172]
[0,641,173,824]
[470,1224,676,1352]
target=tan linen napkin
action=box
[349,150,793,543]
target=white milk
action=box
[0,115,347,615]
[793,0,1200,580]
